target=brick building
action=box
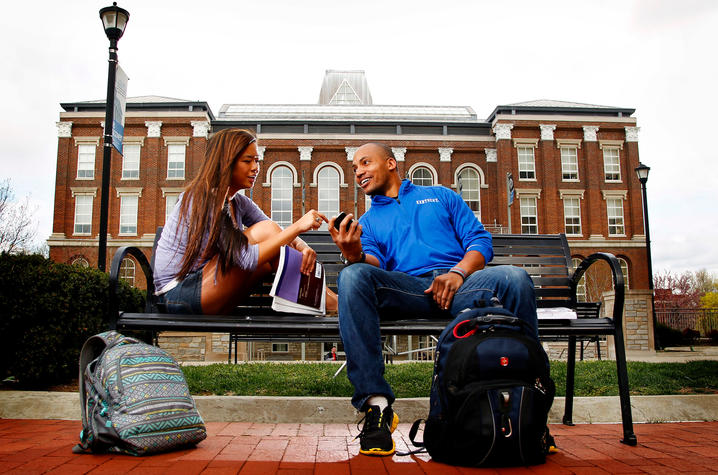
[49,70,651,360]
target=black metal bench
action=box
[109,230,636,446]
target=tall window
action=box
[603,148,621,181]
[458,168,481,220]
[165,194,179,224]
[563,197,582,236]
[520,196,538,234]
[271,166,293,227]
[317,167,340,229]
[74,195,93,235]
[517,146,536,180]
[411,167,433,186]
[77,144,95,179]
[272,343,289,353]
[119,258,136,286]
[364,194,372,216]
[560,147,579,181]
[167,144,186,179]
[606,198,625,235]
[119,195,138,235]
[618,258,629,289]
[122,144,140,179]
[571,258,587,302]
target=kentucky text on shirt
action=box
[415,198,440,205]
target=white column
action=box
[345,146,358,161]
[583,126,599,142]
[438,147,453,162]
[625,127,640,142]
[392,147,407,162]
[191,121,210,138]
[298,146,313,161]
[485,148,497,162]
[256,145,266,161]
[493,123,514,141]
[56,121,72,138]
[540,124,556,141]
[145,121,163,138]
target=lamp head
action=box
[635,163,650,184]
[99,2,129,42]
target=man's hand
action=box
[424,272,464,310]
[328,213,363,262]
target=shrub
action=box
[682,328,700,345]
[0,253,145,387]
[655,323,683,348]
[709,330,718,345]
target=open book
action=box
[269,246,326,315]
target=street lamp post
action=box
[635,163,660,350]
[97,2,129,271]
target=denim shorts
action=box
[156,268,203,314]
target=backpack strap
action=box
[77,331,138,427]
[394,419,427,456]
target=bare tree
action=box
[0,179,38,254]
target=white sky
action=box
[1,0,716,274]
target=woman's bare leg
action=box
[200,220,337,314]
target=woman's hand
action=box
[295,209,328,233]
[292,237,317,275]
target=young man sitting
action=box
[328,142,545,456]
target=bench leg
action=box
[228,335,232,364]
[596,337,602,361]
[613,327,638,446]
[563,336,576,426]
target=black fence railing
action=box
[655,308,718,336]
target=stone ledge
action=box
[1,392,716,424]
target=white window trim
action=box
[452,163,488,189]
[76,142,98,181]
[512,138,540,147]
[599,140,624,151]
[556,138,582,149]
[73,194,94,236]
[605,196,626,237]
[559,189,585,199]
[408,162,438,186]
[559,146,580,182]
[562,196,583,237]
[514,188,542,199]
[116,188,142,236]
[516,144,537,182]
[264,161,300,188]
[121,143,141,180]
[311,161,347,188]
[601,190,628,200]
[73,137,101,147]
[166,142,187,181]
[270,165,295,227]
[519,196,539,235]
[602,146,622,183]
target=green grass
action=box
[181,360,718,398]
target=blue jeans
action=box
[337,264,540,410]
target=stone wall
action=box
[603,289,654,356]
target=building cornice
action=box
[254,133,495,143]
[491,114,637,127]
[59,111,213,120]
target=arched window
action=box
[271,166,293,227]
[119,258,136,287]
[618,258,630,290]
[411,167,434,187]
[72,257,89,268]
[572,258,587,303]
[317,166,340,230]
[458,168,481,220]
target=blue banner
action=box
[112,65,129,154]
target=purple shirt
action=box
[153,192,269,292]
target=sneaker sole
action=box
[359,413,399,457]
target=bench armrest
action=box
[570,252,625,327]
[109,246,155,329]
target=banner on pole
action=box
[112,65,129,154]
[507,172,515,206]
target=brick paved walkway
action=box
[1,419,717,474]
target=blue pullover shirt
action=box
[359,180,493,276]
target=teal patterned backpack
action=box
[72,331,207,455]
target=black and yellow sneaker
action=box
[357,405,399,456]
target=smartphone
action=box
[333,212,354,231]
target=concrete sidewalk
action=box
[1,419,717,474]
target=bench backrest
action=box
[148,228,575,314]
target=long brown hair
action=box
[174,128,257,279]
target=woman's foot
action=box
[325,287,338,315]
